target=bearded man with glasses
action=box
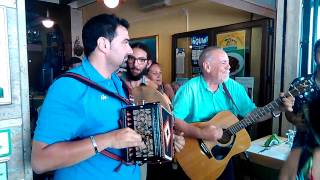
[122,42,157,93]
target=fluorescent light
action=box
[104,0,119,8]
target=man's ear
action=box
[97,37,110,54]
[146,60,152,68]
[202,61,210,73]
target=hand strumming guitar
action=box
[200,125,223,142]
[174,119,223,142]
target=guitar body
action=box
[176,111,251,180]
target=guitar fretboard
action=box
[225,80,310,136]
[227,97,282,135]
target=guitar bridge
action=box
[197,139,213,159]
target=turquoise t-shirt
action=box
[0,87,3,98]
[173,76,256,123]
[33,58,140,180]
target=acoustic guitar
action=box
[175,79,312,180]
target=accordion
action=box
[121,102,174,163]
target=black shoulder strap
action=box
[59,72,131,105]
[222,82,240,112]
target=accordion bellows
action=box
[121,102,174,163]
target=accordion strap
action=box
[59,72,132,105]
[58,72,135,170]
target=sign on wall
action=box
[0,129,11,159]
[217,30,246,77]
[0,7,11,105]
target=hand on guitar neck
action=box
[278,92,295,112]
[250,92,295,124]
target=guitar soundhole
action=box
[218,129,231,144]
[211,133,235,160]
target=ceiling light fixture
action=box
[104,0,119,8]
[42,9,54,28]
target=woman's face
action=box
[147,64,162,86]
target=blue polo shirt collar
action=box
[82,57,109,82]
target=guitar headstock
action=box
[288,79,313,97]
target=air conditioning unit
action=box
[138,0,193,11]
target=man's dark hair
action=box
[82,14,129,57]
[130,42,151,60]
[314,39,320,61]
[69,57,82,67]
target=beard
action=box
[127,66,148,81]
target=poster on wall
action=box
[191,34,208,75]
[217,30,246,77]
[176,48,185,74]
[0,7,11,105]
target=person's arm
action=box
[285,111,306,130]
[174,119,223,141]
[279,148,302,180]
[163,83,175,101]
[31,128,144,174]
[312,148,320,179]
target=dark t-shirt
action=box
[290,72,320,149]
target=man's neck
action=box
[203,76,219,92]
[88,54,114,79]
[128,78,143,89]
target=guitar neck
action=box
[226,97,283,135]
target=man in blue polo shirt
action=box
[31,14,144,179]
[173,47,295,180]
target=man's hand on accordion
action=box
[174,132,185,152]
[106,127,145,149]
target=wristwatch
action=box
[90,136,99,154]
[271,111,281,118]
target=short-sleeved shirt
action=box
[33,58,140,180]
[173,76,256,123]
[0,87,3,98]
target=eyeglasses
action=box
[127,55,148,64]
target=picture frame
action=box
[0,7,11,105]
[130,35,159,62]
[0,129,11,158]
